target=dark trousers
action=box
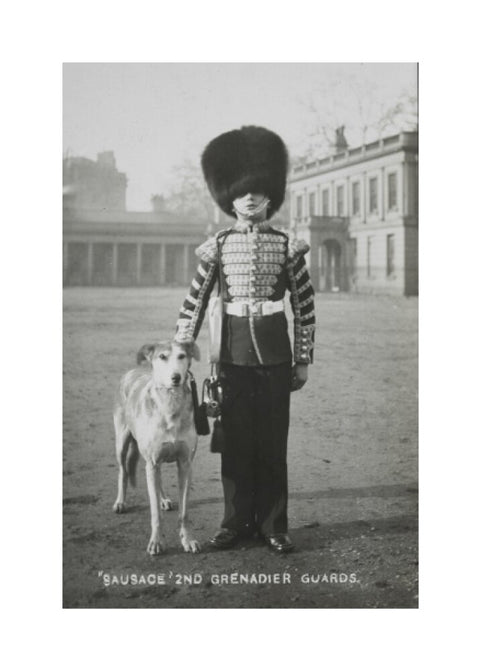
[219,362,291,536]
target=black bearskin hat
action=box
[201,125,289,219]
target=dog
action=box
[113,340,201,555]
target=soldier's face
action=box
[233,192,269,221]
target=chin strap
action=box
[232,196,270,219]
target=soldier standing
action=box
[176,126,315,553]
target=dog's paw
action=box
[147,531,166,555]
[160,498,173,511]
[180,536,201,553]
[113,501,126,513]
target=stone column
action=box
[317,243,323,292]
[363,172,368,223]
[63,242,69,285]
[136,243,142,285]
[112,243,118,285]
[87,243,93,285]
[159,244,166,285]
[380,167,385,221]
[401,161,407,217]
[183,244,190,285]
[306,221,319,291]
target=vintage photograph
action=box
[63,62,418,608]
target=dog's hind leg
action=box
[126,438,140,487]
[145,462,167,555]
[177,456,201,553]
[113,413,132,513]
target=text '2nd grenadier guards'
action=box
[176,125,315,553]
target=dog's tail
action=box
[125,438,140,488]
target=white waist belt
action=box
[224,300,284,317]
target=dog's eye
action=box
[158,353,167,360]
[177,353,186,360]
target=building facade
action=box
[63,151,210,287]
[63,137,418,293]
[63,152,127,211]
[63,208,207,287]
[289,131,418,296]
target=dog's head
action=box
[137,340,200,388]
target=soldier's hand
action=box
[291,363,308,391]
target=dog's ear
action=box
[136,344,155,365]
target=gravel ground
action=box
[63,287,418,608]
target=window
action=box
[388,173,398,210]
[296,195,303,219]
[387,234,395,276]
[322,189,329,216]
[336,185,345,216]
[352,182,360,216]
[308,192,316,216]
[369,177,378,213]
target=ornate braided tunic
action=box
[176,222,315,366]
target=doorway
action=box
[323,239,342,291]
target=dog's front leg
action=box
[145,461,166,555]
[177,457,201,553]
[112,419,131,513]
[158,471,173,511]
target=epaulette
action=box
[195,228,232,263]
[216,228,231,240]
[288,237,310,261]
[195,237,217,264]
[269,225,289,239]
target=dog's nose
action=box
[171,373,181,385]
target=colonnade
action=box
[63,240,198,286]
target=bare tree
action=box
[376,93,418,136]
[158,159,292,231]
[161,159,216,222]
[297,74,418,160]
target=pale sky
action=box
[63,63,417,211]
